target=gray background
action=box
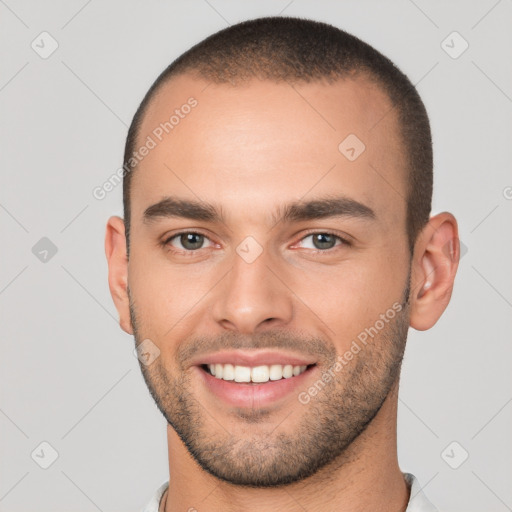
[1,0,511,511]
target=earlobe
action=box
[409,212,460,331]
[105,216,133,335]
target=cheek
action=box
[293,257,407,344]
[128,249,218,337]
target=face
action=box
[124,74,413,486]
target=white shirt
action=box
[141,472,437,512]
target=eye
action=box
[298,232,346,250]
[165,232,214,251]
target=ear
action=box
[409,212,460,331]
[105,216,133,335]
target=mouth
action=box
[194,353,318,408]
[201,363,314,383]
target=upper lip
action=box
[191,350,316,368]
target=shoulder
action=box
[140,480,170,512]
[404,473,438,512]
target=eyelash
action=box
[295,230,352,251]
[162,231,217,256]
[161,230,352,255]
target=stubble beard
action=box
[129,283,410,488]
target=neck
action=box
[163,383,408,512]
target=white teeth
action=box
[269,364,283,381]
[207,363,308,383]
[251,365,269,383]
[282,365,293,378]
[234,365,251,382]
[222,363,235,381]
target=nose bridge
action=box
[212,241,294,333]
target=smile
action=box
[205,363,309,383]
[196,362,317,408]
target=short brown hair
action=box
[123,16,432,255]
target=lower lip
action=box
[196,365,316,408]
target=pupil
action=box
[181,233,203,250]
[313,233,335,250]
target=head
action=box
[106,17,459,487]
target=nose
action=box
[212,245,294,334]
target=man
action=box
[105,16,459,512]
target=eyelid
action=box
[161,229,352,254]
[162,229,217,250]
[291,229,353,249]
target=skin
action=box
[105,74,459,512]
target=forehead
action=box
[131,73,407,227]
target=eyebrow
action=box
[143,197,222,223]
[276,196,375,224]
[142,195,376,225]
